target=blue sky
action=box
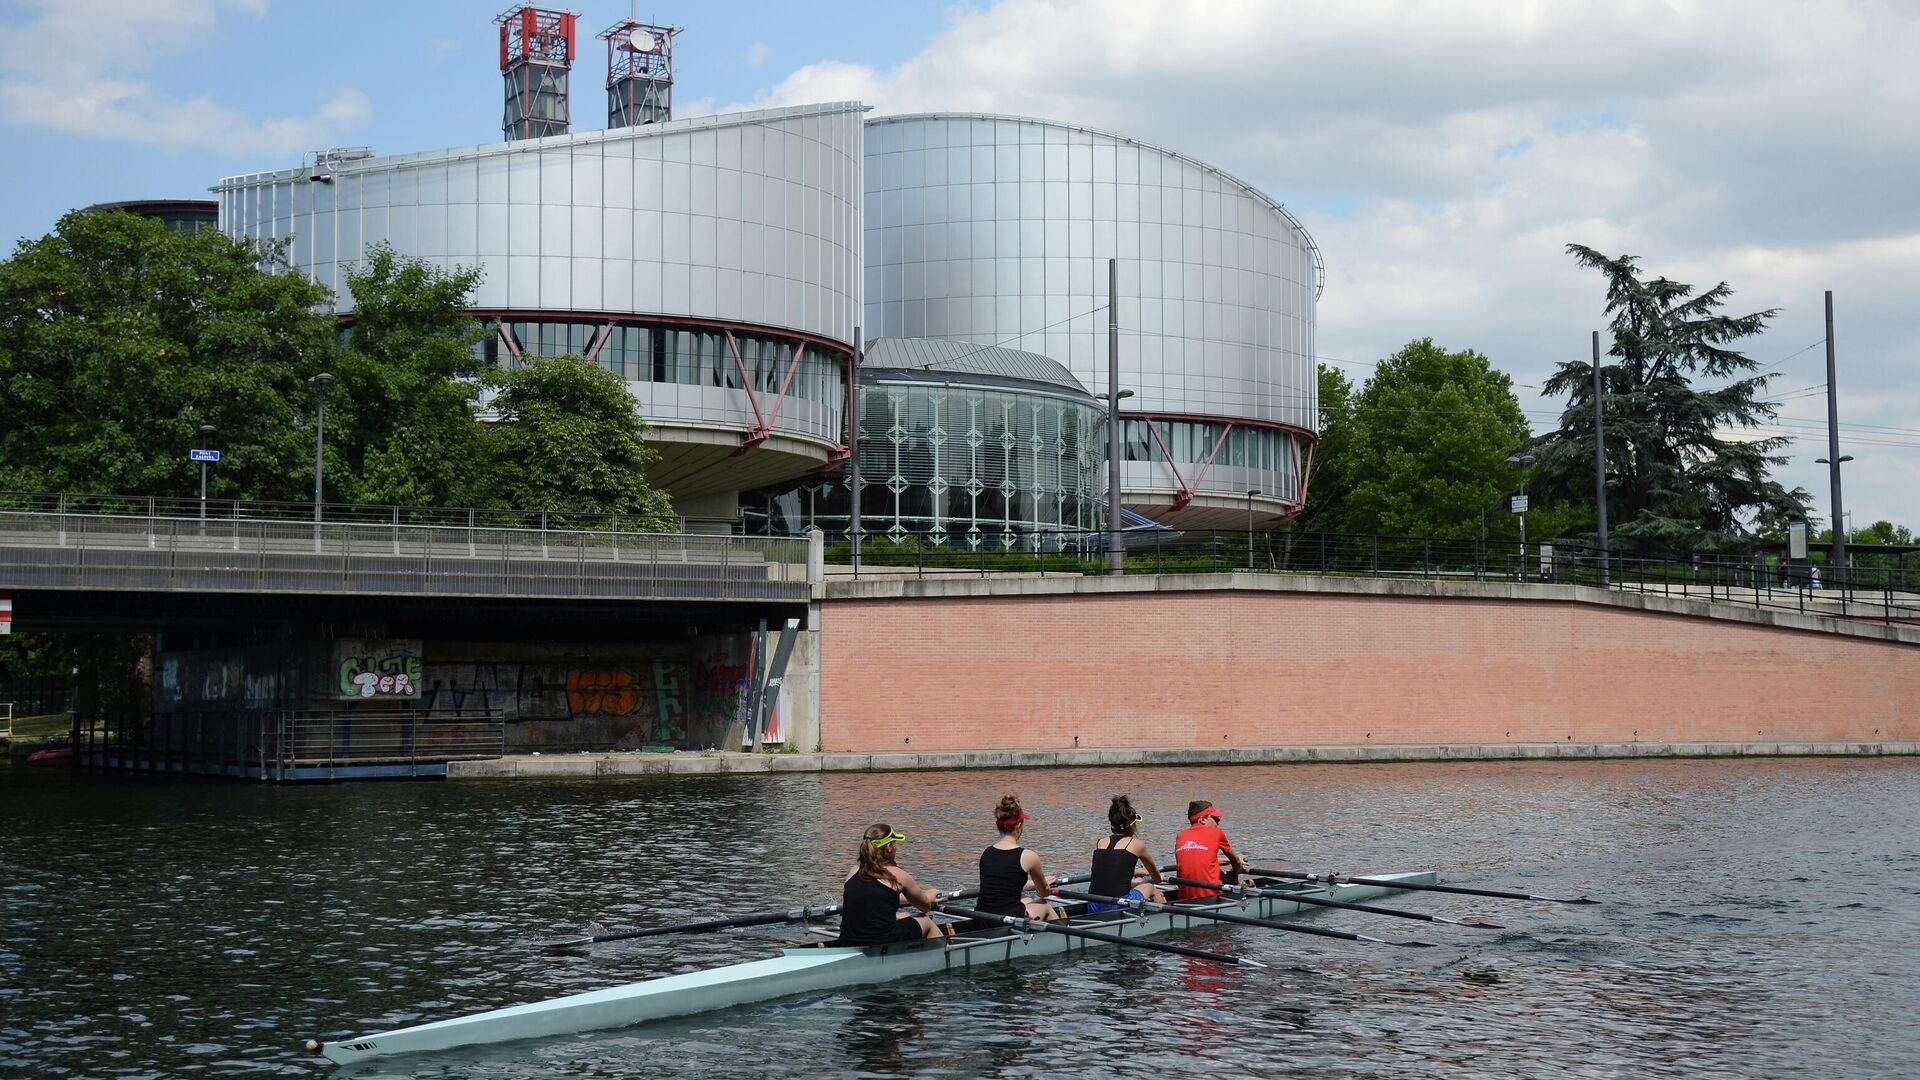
[3,0,1915,529]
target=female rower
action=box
[1084,794,1164,912]
[977,795,1060,921]
[837,823,945,945]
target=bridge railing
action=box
[0,508,814,602]
[0,491,742,535]
[823,527,1920,628]
[257,711,505,781]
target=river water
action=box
[2,757,1916,1078]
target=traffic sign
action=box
[190,449,221,462]
[1510,495,1529,513]
[0,594,11,635]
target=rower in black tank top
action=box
[838,873,923,946]
[977,845,1030,918]
[1089,834,1140,898]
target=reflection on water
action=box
[2,758,1916,1077]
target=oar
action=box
[1248,867,1600,905]
[1055,889,1438,947]
[1167,878,1502,929]
[547,874,1097,949]
[542,904,846,948]
[934,902,1264,967]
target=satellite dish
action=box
[628,28,657,52]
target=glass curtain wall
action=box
[751,380,1105,550]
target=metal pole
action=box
[1824,290,1845,581]
[1592,331,1608,587]
[310,373,334,524]
[1106,258,1124,575]
[849,327,863,573]
[1245,489,1258,571]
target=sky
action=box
[2,0,1914,530]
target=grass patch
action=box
[5,712,73,740]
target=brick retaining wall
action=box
[818,579,1916,753]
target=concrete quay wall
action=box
[448,739,1920,778]
[813,574,1918,755]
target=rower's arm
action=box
[1221,839,1250,873]
[891,868,938,912]
[1131,839,1162,882]
[1021,850,1051,899]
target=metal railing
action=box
[1,703,11,740]
[257,711,506,781]
[0,508,814,602]
[826,528,1920,628]
[0,491,743,535]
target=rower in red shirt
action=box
[1172,800,1249,899]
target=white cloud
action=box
[0,0,368,155]
[744,42,771,69]
[732,0,1920,523]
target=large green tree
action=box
[483,355,675,527]
[1296,362,1355,531]
[327,244,489,507]
[1533,245,1809,553]
[1331,338,1544,539]
[0,209,337,499]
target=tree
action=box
[0,209,337,500]
[1296,363,1355,531]
[483,356,675,527]
[1532,246,1809,553]
[327,244,490,507]
[1331,338,1545,540]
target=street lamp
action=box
[197,424,216,520]
[1106,385,1133,571]
[309,373,335,523]
[1245,489,1260,571]
[1816,454,1854,579]
[1505,453,1536,581]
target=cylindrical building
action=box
[862,113,1321,529]
[214,101,866,516]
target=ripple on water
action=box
[1,757,1917,1077]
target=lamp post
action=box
[310,373,335,523]
[1105,258,1123,575]
[197,424,216,520]
[1245,489,1260,571]
[1505,453,1536,581]
[1816,453,1853,583]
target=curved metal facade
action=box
[863,113,1319,527]
[215,102,866,500]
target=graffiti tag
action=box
[338,654,423,699]
[566,668,640,716]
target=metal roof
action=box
[862,337,1091,396]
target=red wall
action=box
[820,591,1915,752]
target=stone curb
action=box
[448,740,1920,779]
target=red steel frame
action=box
[597,20,678,124]
[497,6,576,138]
[1125,411,1316,520]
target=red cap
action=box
[997,810,1031,827]
[1189,805,1225,823]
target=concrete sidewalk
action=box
[449,740,1920,779]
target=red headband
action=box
[1189,806,1223,823]
[997,810,1030,827]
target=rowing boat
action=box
[316,870,1434,1065]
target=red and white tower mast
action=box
[598,20,680,128]
[497,5,577,141]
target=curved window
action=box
[474,316,848,444]
[1120,418,1302,500]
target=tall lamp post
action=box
[1815,453,1853,586]
[197,424,216,520]
[310,373,335,523]
[1245,489,1260,571]
[1505,452,1536,581]
[1105,258,1123,575]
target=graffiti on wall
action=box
[331,640,424,699]
[565,669,640,717]
[651,660,686,744]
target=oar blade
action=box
[540,933,596,950]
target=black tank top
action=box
[1090,834,1140,898]
[838,873,904,945]
[978,845,1029,918]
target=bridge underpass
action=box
[0,505,821,779]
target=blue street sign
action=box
[190,449,221,462]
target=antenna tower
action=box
[496,5,577,141]
[598,19,680,128]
